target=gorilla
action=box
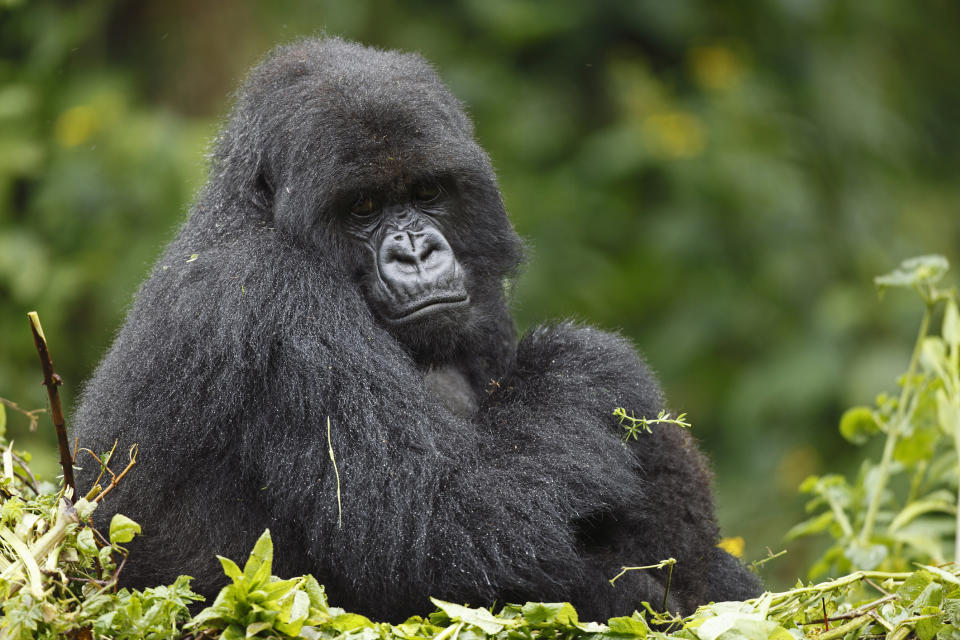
[73,38,760,621]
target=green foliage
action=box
[187,530,336,639]
[615,408,691,442]
[789,256,960,578]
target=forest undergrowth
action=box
[1,255,959,640]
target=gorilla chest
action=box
[422,365,477,417]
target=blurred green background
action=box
[2,0,959,590]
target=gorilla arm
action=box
[481,322,759,616]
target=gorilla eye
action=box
[413,182,441,203]
[350,195,378,218]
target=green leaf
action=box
[944,299,960,350]
[243,529,274,585]
[275,590,310,635]
[0,402,6,437]
[839,406,880,445]
[218,555,244,583]
[783,511,834,541]
[303,575,329,612]
[607,615,649,637]
[889,494,956,532]
[430,599,505,634]
[76,526,98,555]
[922,337,949,379]
[937,389,960,438]
[917,605,945,640]
[520,602,578,626]
[920,565,960,586]
[894,425,940,465]
[875,255,949,290]
[844,541,887,570]
[245,620,272,636]
[331,612,375,632]
[898,570,936,605]
[109,513,142,545]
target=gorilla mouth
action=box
[387,294,470,323]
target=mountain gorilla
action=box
[72,38,761,621]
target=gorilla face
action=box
[335,177,474,359]
[342,179,469,325]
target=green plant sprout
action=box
[788,255,960,577]
[614,407,692,442]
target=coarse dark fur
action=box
[72,38,761,622]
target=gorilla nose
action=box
[379,229,454,276]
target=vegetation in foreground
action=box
[1,255,959,639]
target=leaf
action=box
[243,529,274,585]
[937,389,960,438]
[607,615,649,637]
[331,612,375,632]
[889,496,956,532]
[839,406,880,445]
[275,590,310,635]
[218,555,244,582]
[919,564,960,586]
[922,337,949,379]
[783,511,834,541]
[520,602,579,626]
[430,599,505,634]
[844,541,887,570]
[875,255,949,290]
[944,299,960,350]
[0,402,6,437]
[108,513,142,545]
[76,526,98,555]
[898,570,935,605]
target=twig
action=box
[609,557,677,611]
[81,444,138,504]
[27,311,75,494]
[327,417,343,529]
[0,398,46,432]
[817,614,873,640]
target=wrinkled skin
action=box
[72,38,761,622]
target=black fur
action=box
[72,38,761,621]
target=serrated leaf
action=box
[243,529,274,585]
[218,555,244,582]
[108,513,141,545]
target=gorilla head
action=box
[72,37,761,622]
[212,40,524,365]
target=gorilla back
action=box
[73,38,761,621]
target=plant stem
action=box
[27,311,76,495]
[860,304,932,544]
